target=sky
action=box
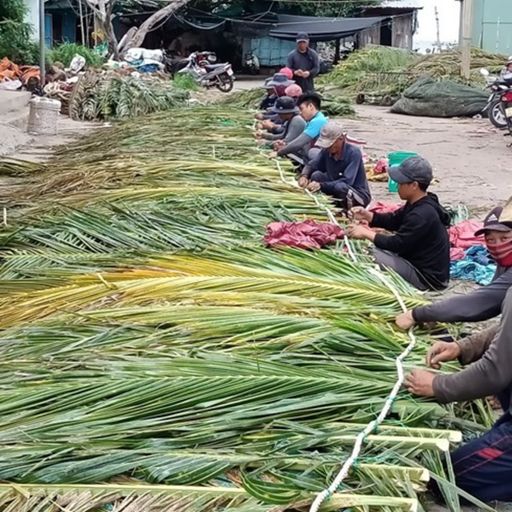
[383,0,461,51]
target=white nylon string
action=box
[309,268,417,512]
[271,154,415,510]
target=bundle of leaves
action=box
[69,70,189,121]
[48,42,104,68]
[0,106,496,512]
[318,45,419,97]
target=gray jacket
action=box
[287,48,320,92]
[433,287,512,412]
[262,115,306,143]
[412,266,512,324]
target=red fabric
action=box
[264,220,344,249]
[449,220,485,249]
[369,201,401,214]
[477,447,504,460]
[488,239,512,267]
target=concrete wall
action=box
[23,0,40,41]
[472,0,512,55]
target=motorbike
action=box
[164,51,218,76]
[178,51,234,92]
[480,68,512,130]
[243,52,260,75]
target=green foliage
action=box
[0,0,38,64]
[69,70,189,121]
[48,42,104,67]
[0,106,494,511]
[173,72,199,91]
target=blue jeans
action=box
[452,411,512,502]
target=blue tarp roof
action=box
[269,14,386,41]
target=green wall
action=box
[472,0,512,55]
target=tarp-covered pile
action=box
[391,77,489,117]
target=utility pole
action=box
[434,5,441,52]
[460,0,474,80]
[39,0,45,85]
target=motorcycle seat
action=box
[205,63,227,71]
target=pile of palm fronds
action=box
[0,106,495,512]
[407,48,505,87]
[69,69,189,121]
[318,46,419,99]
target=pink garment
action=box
[369,201,402,214]
[450,247,465,261]
[279,67,294,80]
[449,220,485,249]
[284,83,302,98]
[264,220,344,249]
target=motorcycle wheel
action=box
[216,74,234,93]
[488,99,507,129]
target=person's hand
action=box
[395,310,416,331]
[347,223,373,240]
[302,70,310,78]
[273,140,285,151]
[254,130,264,139]
[261,120,274,130]
[426,342,461,370]
[405,369,436,397]
[307,181,321,192]
[298,175,309,188]
[268,151,278,159]
[294,69,304,77]
[350,206,373,223]
[255,113,264,120]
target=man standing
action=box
[347,156,451,291]
[298,121,371,209]
[287,33,320,93]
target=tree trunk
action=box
[118,0,191,55]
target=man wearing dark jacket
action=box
[298,121,371,208]
[406,287,512,502]
[395,205,512,330]
[286,33,320,92]
[348,156,450,291]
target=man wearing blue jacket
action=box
[298,121,371,208]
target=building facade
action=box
[470,0,512,55]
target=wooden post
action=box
[39,0,45,83]
[334,38,341,64]
[460,0,474,80]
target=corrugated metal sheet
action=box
[472,0,512,55]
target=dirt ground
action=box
[344,105,511,213]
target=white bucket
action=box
[27,97,61,135]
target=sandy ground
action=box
[344,105,511,213]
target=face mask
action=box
[487,239,512,267]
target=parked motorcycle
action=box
[481,68,512,130]
[178,51,234,92]
[164,51,218,76]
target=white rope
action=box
[309,267,417,512]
